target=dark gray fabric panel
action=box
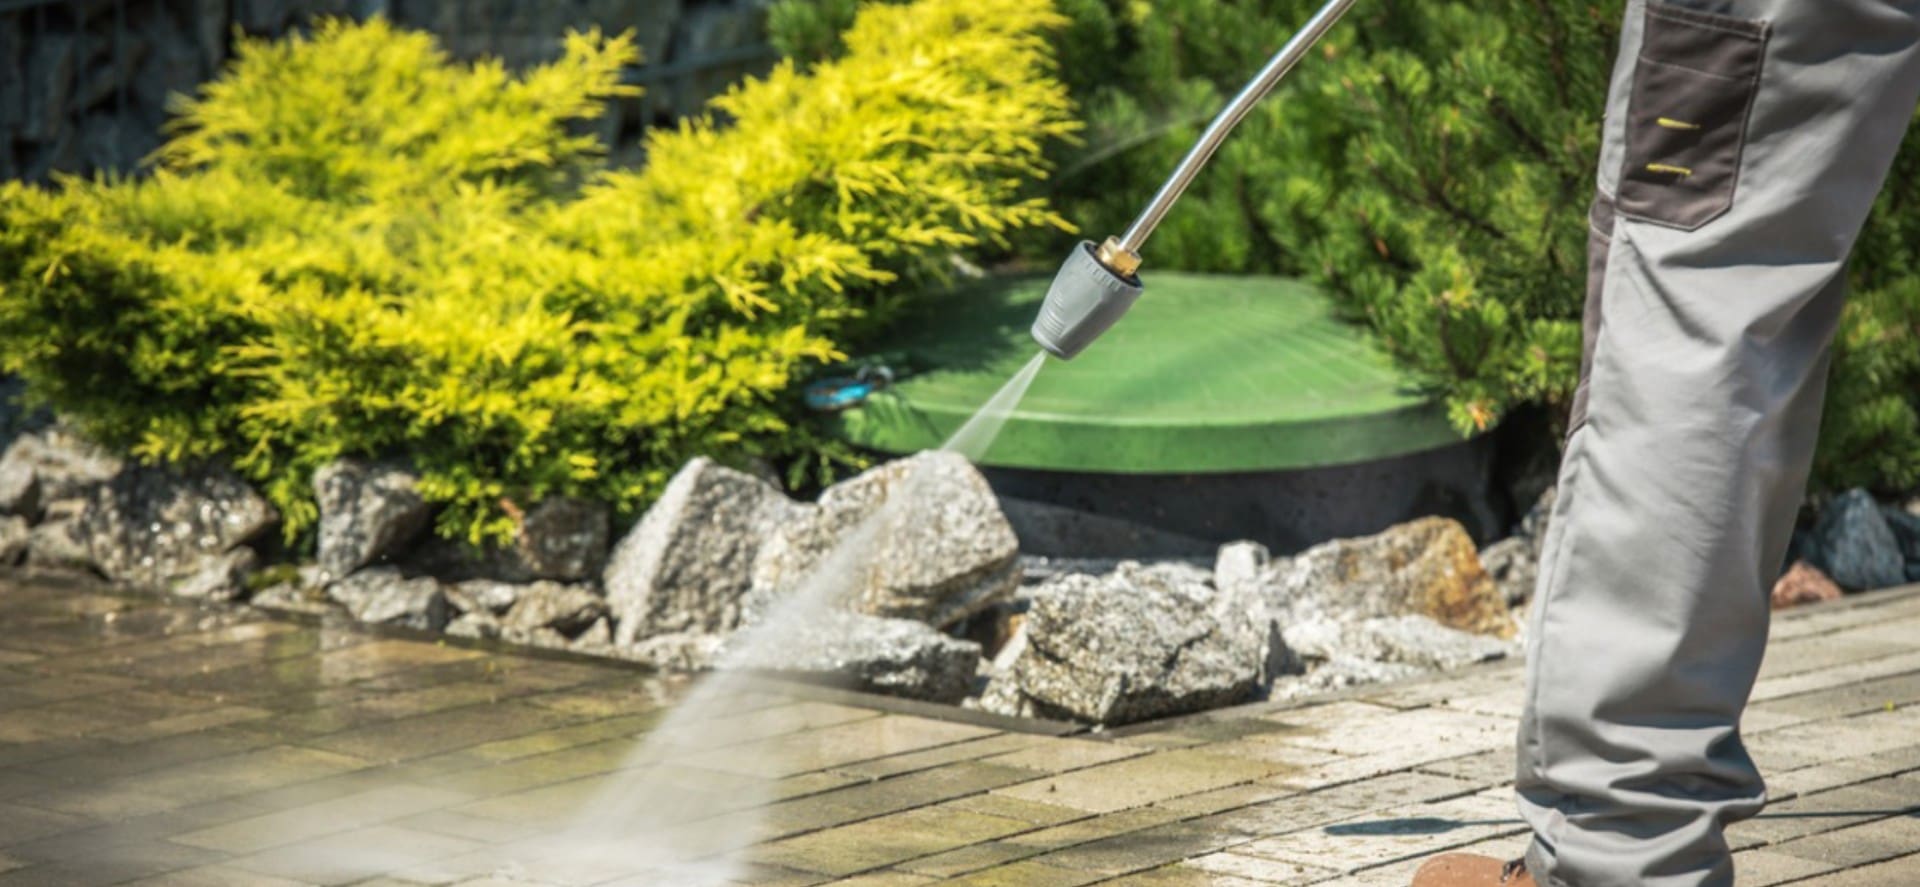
[1616,3,1769,230]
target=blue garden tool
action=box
[803,364,897,411]
[1031,0,1361,360]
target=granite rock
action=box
[313,459,430,581]
[604,457,804,644]
[327,568,450,631]
[751,451,1020,629]
[726,611,983,704]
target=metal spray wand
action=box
[1031,0,1363,360]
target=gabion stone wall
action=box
[0,0,774,181]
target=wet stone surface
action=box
[0,569,1914,885]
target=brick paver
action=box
[0,571,1917,885]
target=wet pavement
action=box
[0,570,1917,885]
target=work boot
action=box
[1408,854,1536,886]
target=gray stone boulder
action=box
[1001,562,1287,725]
[0,515,28,565]
[725,611,983,704]
[1283,615,1515,672]
[1518,486,1556,545]
[1214,541,1272,599]
[1812,489,1904,591]
[604,457,804,644]
[1478,536,1537,608]
[1257,517,1514,637]
[78,464,277,593]
[250,584,341,618]
[446,611,502,640]
[571,617,615,652]
[171,548,258,602]
[1271,657,1428,703]
[1879,507,1920,582]
[0,429,121,505]
[626,632,729,671]
[327,568,451,631]
[751,451,1020,629]
[313,459,431,581]
[26,499,92,568]
[501,582,607,637]
[508,497,610,582]
[403,497,609,584]
[0,450,39,520]
[447,579,525,616]
[1480,486,1557,608]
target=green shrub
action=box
[772,0,1920,493]
[0,2,1076,544]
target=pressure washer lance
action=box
[1030,0,1362,360]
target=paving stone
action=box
[35,744,372,819]
[1199,772,1484,841]
[896,840,1044,878]
[119,865,318,886]
[1107,866,1274,886]
[175,783,471,853]
[1728,780,1917,850]
[1772,812,1920,868]
[389,809,544,845]
[753,807,1031,876]
[0,800,92,848]
[1415,749,1515,787]
[0,840,226,886]
[1747,707,1920,775]
[1751,650,1920,704]
[1756,670,1920,721]
[1793,852,1920,884]
[0,796,271,865]
[1731,848,1840,886]
[1756,635,1915,685]
[1233,789,1524,874]
[758,762,1042,838]
[227,824,485,884]
[2,576,1919,885]
[939,860,1106,886]
[998,807,1185,851]
[994,748,1284,814]
[827,873,940,886]
[1149,781,1298,817]
[1262,705,1515,762]
[1766,757,1902,802]
[680,715,996,779]
[1185,850,1336,884]
[980,737,1147,773]
[832,732,1041,780]
[1194,737,1349,773]
[1039,818,1249,875]
[940,792,1089,827]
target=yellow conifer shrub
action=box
[0,0,1075,544]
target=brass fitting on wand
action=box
[1094,236,1143,279]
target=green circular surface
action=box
[832,273,1464,473]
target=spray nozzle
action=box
[1029,237,1145,361]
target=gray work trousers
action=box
[1516,1,1920,885]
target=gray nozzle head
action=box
[1030,240,1144,360]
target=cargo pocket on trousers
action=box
[1615,3,1769,230]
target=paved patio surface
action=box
[0,570,1917,886]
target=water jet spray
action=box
[1030,0,1362,360]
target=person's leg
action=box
[1517,2,1920,886]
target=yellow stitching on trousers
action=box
[1656,117,1700,130]
[1647,162,1693,178]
